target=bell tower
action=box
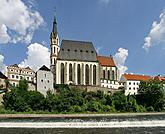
[50,16,60,83]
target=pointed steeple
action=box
[52,15,57,36]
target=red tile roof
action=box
[97,56,116,67]
[154,76,165,81]
[123,74,152,81]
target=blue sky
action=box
[0,0,165,76]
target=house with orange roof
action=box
[154,75,165,82]
[121,74,152,95]
[97,55,122,89]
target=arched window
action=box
[103,70,105,79]
[93,65,96,85]
[61,63,64,84]
[85,64,89,85]
[77,64,81,85]
[69,63,72,81]
[112,70,115,80]
[108,70,110,80]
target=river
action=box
[0,113,165,134]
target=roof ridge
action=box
[124,73,151,77]
[97,55,113,58]
[38,65,51,71]
[62,39,92,44]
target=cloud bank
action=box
[114,48,128,77]
[0,54,6,73]
[19,43,50,71]
[0,0,44,44]
[143,10,165,51]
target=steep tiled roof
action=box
[97,56,116,67]
[58,40,97,62]
[154,76,165,81]
[123,74,152,81]
[0,72,7,79]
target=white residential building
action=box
[7,64,36,90]
[36,65,54,96]
[120,74,151,96]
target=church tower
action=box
[50,16,60,83]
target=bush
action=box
[3,80,165,113]
[146,106,154,112]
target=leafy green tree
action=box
[26,91,45,111]
[44,90,58,112]
[87,101,103,112]
[113,91,127,112]
[3,87,30,112]
[137,79,165,111]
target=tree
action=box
[137,79,165,111]
[113,91,127,112]
[44,90,58,112]
[26,91,45,111]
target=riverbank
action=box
[0,112,165,118]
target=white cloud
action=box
[114,48,128,78]
[143,10,165,51]
[99,0,111,4]
[0,24,11,44]
[0,0,44,44]
[0,54,6,73]
[19,43,50,71]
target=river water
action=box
[0,114,165,134]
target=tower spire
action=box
[50,11,60,84]
[52,15,57,35]
[52,7,57,35]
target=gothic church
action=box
[50,16,120,89]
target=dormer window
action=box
[80,50,83,52]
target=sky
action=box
[0,0,165,77]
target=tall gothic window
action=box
[108,70,110,80]
[93,65,96,85]
[112,70,115,80]
[85,64,89,85]
[77,64,81,85]
[103,70,105,79]
[69,63,72,81]
[61,63,64,84]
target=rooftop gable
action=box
[38,65,51,72]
